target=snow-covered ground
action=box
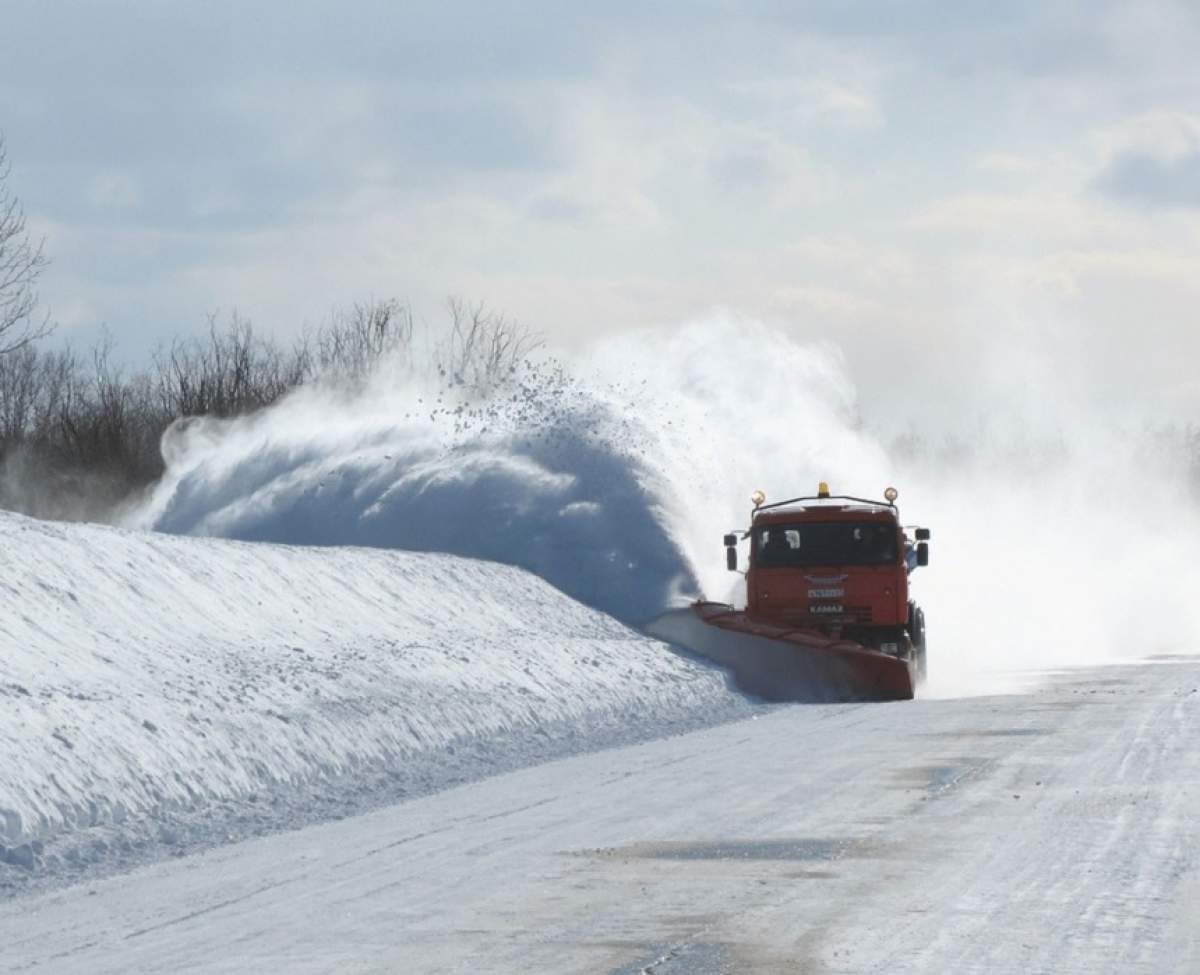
[5,319,1200,969]
[0,511,750,893]
[5,658,1197,974]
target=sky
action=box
[3,1,1200,426]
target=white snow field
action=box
[5,321,1200,970]
[4,658,1198,974]
[0,510,750,892]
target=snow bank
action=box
[0,511,743,866]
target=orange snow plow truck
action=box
[647,484,931,702]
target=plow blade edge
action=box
[646,602,916,703]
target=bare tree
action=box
[0,136,51,354]
[311,298,413,381]
[0,343,75,447]
[0,295,536,521]
[0,344,41,442]
[151,311,304,419]
[441,297,543,391]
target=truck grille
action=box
[808,605,873,624]
[773,605,874,626]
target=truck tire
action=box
[909,603,927,682]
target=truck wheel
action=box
[907,601,926,676]
[910,604,927,681]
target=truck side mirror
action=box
[915,528,931,541]
[916,542,929,567]
[723,534,738,547]
[726,545,738,572]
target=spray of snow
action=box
[586,318,1200,695]
[130,359,693,623]
[131,315,1200,696]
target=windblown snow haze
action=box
[133,316,1200,695]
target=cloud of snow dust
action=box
[579,316,1200,696]
[130,313,1200,695]
[129,353,695,622]
[890,319,1200,696]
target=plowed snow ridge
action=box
[0,512,746,878]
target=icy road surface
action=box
[5,659,1198,974]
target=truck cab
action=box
[725,484,930,663]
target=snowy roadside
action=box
[0,512,752,896]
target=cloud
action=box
[2,1,1200,426]
[705,136,828,208]
[770,284,887,320]
[906,192,1125,241]
[975,153,1041,175]
[1095,150,1200,209]
[1089,110,1200,208]
[728,78,882,129]
[86,171,142,211]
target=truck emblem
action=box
[808,588,845,598]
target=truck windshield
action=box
[754,522,898,567]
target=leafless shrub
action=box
[312,298,413,382]
[152,312,301,420]
[0,296,533,522]
[0,136,52,354]
[53,334,152,478]
[0,344,73,448]
[0,344,45,442]
[0,337,154,520]
[439,298,543,392]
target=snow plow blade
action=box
[646,602,916,703]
